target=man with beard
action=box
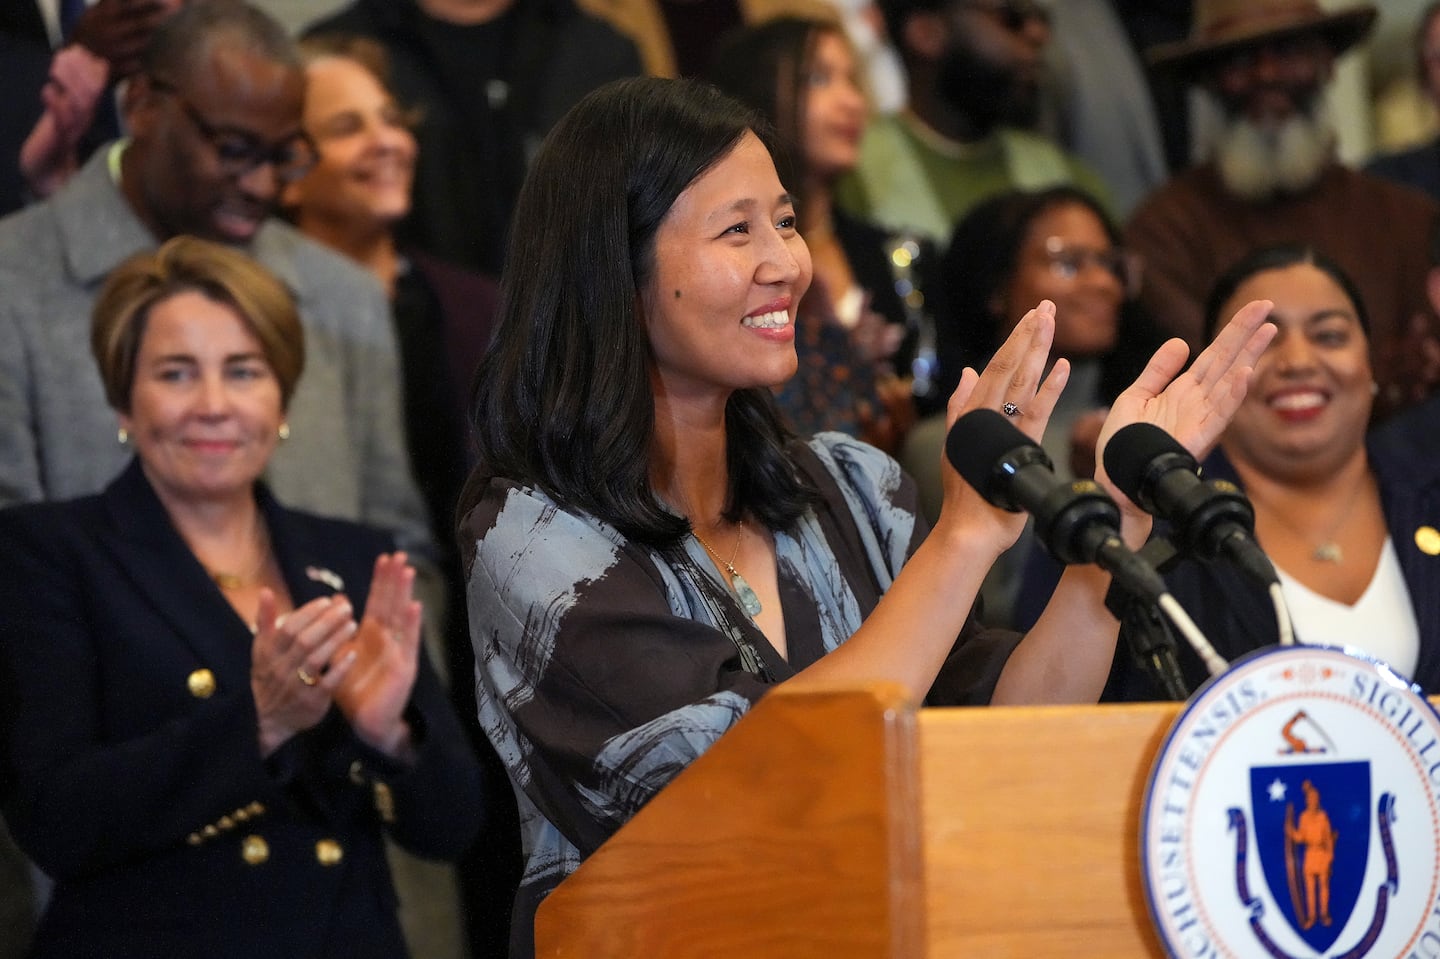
[1126,0,1440,416]
[837,0,1110,246]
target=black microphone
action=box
[945,409,1168,602]
[1102,423,1279,586]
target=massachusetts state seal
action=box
[1140,645,1440,958]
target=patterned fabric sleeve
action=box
[464,479,772,860]
[805,432,1023,706]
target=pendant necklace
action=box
[694,523,763,617]
[1255,483,1362,566]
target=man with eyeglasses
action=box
[0,2,435,597]
[837,0,1111,248]
[1127,0,1440,419]
[0,4,460,955]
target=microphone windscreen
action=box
[1102,422,1192,503]
[945,408,1040,499]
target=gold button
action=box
[241,835,269,865]
[186,669,216,698]
[248,801,265,816]
[1417,526,1440,556]
[373,781,395,824]
[202,824,219,838]
[186,832,202,846]
[349,760,365,785]
[233,808,249,823]
[218,816,234,831]
[315,839,343,866]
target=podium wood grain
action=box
[535,686,1182,957]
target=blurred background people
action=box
[1101,246,1440,700]
[1126,0,1440,418]
[1042,0,1171,218]
[302,0,643,275]
[2,0,181,215]
[1367,2,1440,201]
[0,236,484,958]
[576,0,835,78]
[903,184,1163,624]
[0,1,432,552]
[281,34,518,959]
[709,14,916,452]
[0,4,448,954]
[837,0,1110,248]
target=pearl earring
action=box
[117,427,129,445]
[278,423,290,441]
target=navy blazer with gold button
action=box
[1101,402,1440,701]
[0,459,485,959]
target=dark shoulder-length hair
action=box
[464,76,818,547]
[930,184,1157,412]
[1203,244,1370,342]
[707,15,845,207]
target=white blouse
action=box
[1277,536,1420,680]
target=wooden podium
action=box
[534,684,1182,957]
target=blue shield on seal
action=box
[1249,761,1370,953]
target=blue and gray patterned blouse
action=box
[462,433,1019,955]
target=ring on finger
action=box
[297,666,318,687]
[1002,402,1023,417]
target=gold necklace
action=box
[208,521,271,589]
[1253,484,1363,565]
[693,523,763,617]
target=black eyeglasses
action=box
[149,77,318,185]
[959,0,1050,31]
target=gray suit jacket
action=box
[0,147,434,561]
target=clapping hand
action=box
[332,553,422,762]
[1095,299,1276,525]
[250,592,360,757]
[937,299,1070,551]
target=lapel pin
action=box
[305,566,345,591]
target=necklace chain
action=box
[693,525,742,575]
[1251,482,1363,565]
[208,519,271,590]
[693,521,764,617]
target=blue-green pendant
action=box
[730,571,763,617]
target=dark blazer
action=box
[1102,422,1440,701]
[1365,137,1440,205]
[0,460,486,959]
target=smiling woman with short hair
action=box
[0,235,485,959]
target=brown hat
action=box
[1148,0,1377,79]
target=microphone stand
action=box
[1104,537,1190,701]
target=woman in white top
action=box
[1103,244,1433,699]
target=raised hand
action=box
[332,553,423,762]
[249,592,359,757]
[1098,299,1275,481]
[18,45,108,199]
[936,300,1070,550]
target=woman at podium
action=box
[1101,245,1440,700]
[457,76,1274,957]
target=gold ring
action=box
[297,666,318,687]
